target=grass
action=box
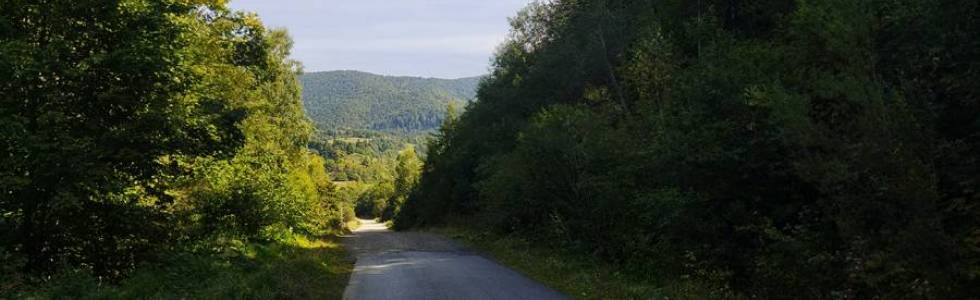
[6,235,354,300]
[430,227,733,300]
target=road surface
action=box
[341,219,567,300]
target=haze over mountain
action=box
[301,70,481,133]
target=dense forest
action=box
[301,70,480,132]
[0,0,354,296]
[396,0,979,298]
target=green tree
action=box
[0,0,351,279]
[0,0,248,276]
[381,146,421,221]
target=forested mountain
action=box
[301,71,481,132]
[396,0,980,299]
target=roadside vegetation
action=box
[1,1,354,297]
[5,235,352,299]
[434,226,733,300]
[396,0,980,298]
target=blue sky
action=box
[228,0,534,79]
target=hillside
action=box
[301,71,481,132]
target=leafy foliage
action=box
[0,0,352,281]
[398,0,980,298]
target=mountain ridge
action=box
[300,70,482,133]
[311,69,483,81]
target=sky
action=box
[228,0,534,79]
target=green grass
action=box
[430,227,734,300]
[6,236,353,300]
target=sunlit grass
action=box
[8,236,354,300]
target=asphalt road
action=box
[341,219,568,300]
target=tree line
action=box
[396,0,979,298]
[1,0,353,281]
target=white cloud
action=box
[228,0,533,78]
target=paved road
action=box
[341,219,567,300]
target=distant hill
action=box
[300,70,481,132]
